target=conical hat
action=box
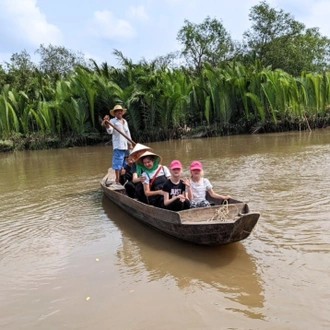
[136,151,162,165]
[130,143,152,162]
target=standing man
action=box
[103,104,133,184]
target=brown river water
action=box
[0,130,329,330]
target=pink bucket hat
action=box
[190,160,203,171]
[169,160,182,170]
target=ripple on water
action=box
[0,180,114,288]
[205,145,330,255]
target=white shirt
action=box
[142,165,170,185]
[106,118,132,150]
[190,178,212,202]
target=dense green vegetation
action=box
[1,1,330,151]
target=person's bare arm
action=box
[207,188,231,200]
[132,173,145,184]
[163,191,171,206]
[163,191,186,206]
[143,183,163,197]
[183,177,192,200]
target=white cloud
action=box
[128,5,148,21]
[88,10,135,39]
[0,0,62,47]
[2,0,330,66]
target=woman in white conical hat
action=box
[130,143,152,185]
[129,143,152,162]
[135,151,170,207]
[120,143,153,202]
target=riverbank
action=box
[1,122,329,152]
[0,132,107,152]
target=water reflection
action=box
[102,196,265,319]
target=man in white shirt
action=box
[103,104,133,184]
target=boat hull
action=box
[101,181,260,246]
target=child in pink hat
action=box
[162,160,191,211]
[189,160,231,208]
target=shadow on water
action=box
[102,195,265,319]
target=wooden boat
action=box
[100,170,260,246]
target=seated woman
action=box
[136,151,170,207]
[129,143,153,202]
[162,160,191,211]
[189,160,231,208]
[117,143,152,200]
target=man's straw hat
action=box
[110,104,127,117]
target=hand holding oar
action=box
[103,116,136,146]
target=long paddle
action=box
[102,118,135,186]
[103,119,136,146]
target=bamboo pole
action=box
[103,119,136,145]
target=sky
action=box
[0,0,330,67]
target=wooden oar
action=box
[104,119,136,146]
